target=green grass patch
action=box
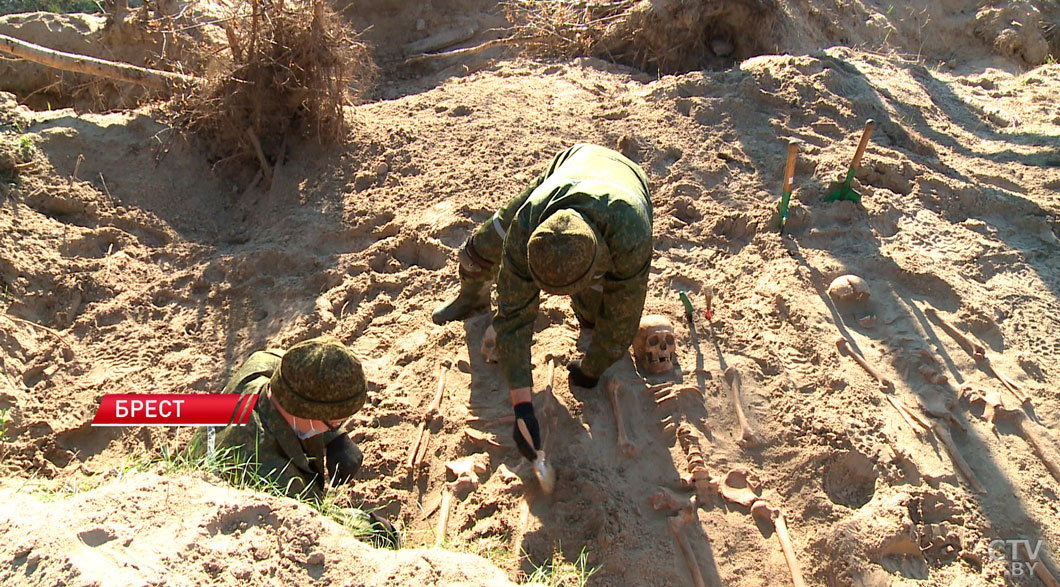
[523,546,600,587]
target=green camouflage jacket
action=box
[192,350,342,498]
[469,144,653,389]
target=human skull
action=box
[481,325,498,364]
[827,274,871,302]
[634,315,676,375]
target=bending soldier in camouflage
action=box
[195,336,368,497]
[433,144,653,463]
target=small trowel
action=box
[517,418,556,495]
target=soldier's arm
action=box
[467,153,558,266]
[580,217,652,378]
[493,220,540,391]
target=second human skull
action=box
[634,315,676,374]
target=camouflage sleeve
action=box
[468,166,551,266]
[493,217,539,390]
[579,207,652,378]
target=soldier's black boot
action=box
[432,278,491,324]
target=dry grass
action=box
[178,0,374,177]
[504,0,779,73]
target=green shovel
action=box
[825,119,875,203]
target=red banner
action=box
[91,394,259,426]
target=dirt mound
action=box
[0,473,517,585]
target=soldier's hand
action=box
[512,402,541,462]
[567,359,600,389]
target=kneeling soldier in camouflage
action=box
[432,143,653,465]
[199,336,367,497]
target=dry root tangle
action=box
[503,0,780,73]
[178,0,374,176]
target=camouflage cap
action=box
[527,210,602,295]
[269,336,367,421]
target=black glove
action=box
[324,434,364,486]
[567,359,600,389]
[512,402,541,462]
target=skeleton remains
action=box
[835,337,893,391]
[924,306,1028,405]
[445,453,489,493]
[668,507,707,587]
[634,315,677,375]
[605,378,636,456]
[751,500,806,587]
[961,384,1060,484]
[719,467,761,507]
[827,274,870,302]
[481,324,498,364]
[725,367,759,447]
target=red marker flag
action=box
[91,394,259,426]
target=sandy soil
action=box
[1,0,1059,585]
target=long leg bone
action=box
[751,500,806,587]
[994,406,1060,484]
[724,367,759,447]
[606,378,636,456]
[835,338,893,391]
[925,307,1028,404]
[924,307,985,359]
[884,395,931,434]
[408,359,453,476]
[650,487,696,513]
[932,421,986,494]
[1018,540,1060,587]
[668,508,707,587]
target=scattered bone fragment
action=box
[647,381,675,395]
[408,359,453,477]
[605,378,636,456]
[435,489,453,547]
[751,500,806,587]
[445,453,489,493]
[835,338,893,391]
[724,367,759,446]
[464,428,502,448]
[918,349,949,384]
[480,325,498,364]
